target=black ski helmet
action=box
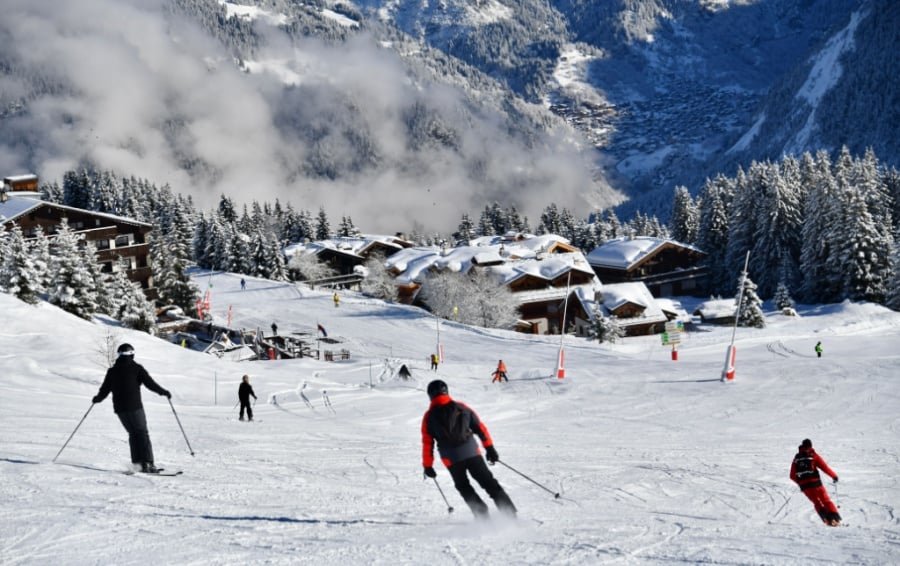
[117,343,135,356]
[801,438,812,449]
[427,380,448,399]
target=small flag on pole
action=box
[317,324,327,337]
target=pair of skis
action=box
[123,468,183,477]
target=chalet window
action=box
[96,239,111,250]
[100,262,114,273]
[115,235,131,247]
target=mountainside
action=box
[1,0,896,229]
[366,0,873,215]
[720,0,900,181]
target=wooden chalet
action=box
[3,174,39,193]
[288,235,414,276]
[0,181,156,299]
[384,233,602,334]
[593,282,668,336]
[587,236,707,297]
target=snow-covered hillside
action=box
[2,273,900,564]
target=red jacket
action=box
[421,394,493,468]
[790,447,837,490]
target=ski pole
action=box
[168,398,195,456]
[432,477,454,514]
[771,494,792,520]
[53,403,95,463]
[497,459,560,499]
[833,480,840,508]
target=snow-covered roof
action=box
[3,174,38,183]
[283,234,408,260]
[586,236,703,270]
[497,254,595,286]
[0,195,152,228]
[0,195,42,223]
[694,298,737,319]
[654,297,692,322]
[599,282,667,327]
[384,236,599,291]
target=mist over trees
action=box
[4,139,900,336]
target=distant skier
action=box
[238,375,257,421]
[790,438,841,526]
[491,360,508,383]
[333,292,340,307]
[815,341,823,358]
[271,322,278,337]
[398,364,412,380]
[92,344,171,474]
[240,278,246,290]
[421,380,517,519]
[430,353,439,371]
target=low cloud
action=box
[0,0,614,232]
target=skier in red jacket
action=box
[421,380,516,518]
[789,438,841,526]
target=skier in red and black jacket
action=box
[789,438,841,526]
[421,380,516,518]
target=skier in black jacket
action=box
[92,343,171,473]
[238,375,257,421]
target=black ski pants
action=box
[117,408,154,465]
[448,456,517,518]
[240,400,253,420]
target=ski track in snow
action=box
[1,272,900,564]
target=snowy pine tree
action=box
[835,181,892,303]
[454,213,476,245]
[0,226,42,304]
[153,233,200,314]
[48,220,99,320]
[735,273,765,328]
[108,259,157,333]
[670,186,699,244]
[749,161,803,299]
[697,175,733,295]
[887,227,900,311]
[799,151,841,302]
[315,207,331,240]
[590,311,625,343]
[773,281,795,311]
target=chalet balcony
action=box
[96,242,150,262]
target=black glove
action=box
[92,395,102,404]
[423,466,437,478]
[833,476,839,484]
[485,445,499,464]
[162,390,172,399]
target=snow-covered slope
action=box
[2,273,899,564]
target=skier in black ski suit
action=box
[421,379,517,518]
[92,344,171,473]
[238,374,257,421]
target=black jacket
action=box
[238,382,256,403]
[94,357,168,413]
